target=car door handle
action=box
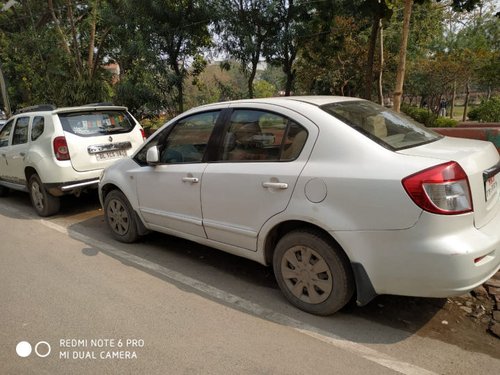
[20,152,25,157]
[182,177,199,183]
[262,182,288,189]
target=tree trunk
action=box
[0,62,11,117]
[463,81,470,122]
[87,0,99,78]
[47,0,78,76]
[66,0,83,74]
[284,69,294,96]
[377,19,384,105]
[363,14,380,100]
[450,81,456,119]
[392,0,413,113]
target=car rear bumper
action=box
[333,210,500,298]
[45,178,100,196]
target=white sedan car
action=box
[98,96,500,315]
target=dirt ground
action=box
[349,271,500,359]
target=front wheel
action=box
[104,190,139,243]
[273,229,354,315]
[28,174,60,217]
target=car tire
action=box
[273,229,354,315]
[104,190,139,243]
[28,174,60,217]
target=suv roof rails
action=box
[83,102,115,107]
[16,104,56,114]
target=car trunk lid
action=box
[56,108,144,172]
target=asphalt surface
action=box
[1,191,499,374]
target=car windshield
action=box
[321,101,441,150]
[58,110,135,137]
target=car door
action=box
[0,119,14,182]
[201,106,318,251]
[3,116,30,185]
[134,110,221,238]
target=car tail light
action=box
[140,128,146,140]
[402,161,473,215]
[53,136,70,161]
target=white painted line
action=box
[2,205,437,375]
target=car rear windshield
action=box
[321,101,441,150]
[58,110,136,137]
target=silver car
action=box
[99,96,500,315]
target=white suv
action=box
[0,104,145,216]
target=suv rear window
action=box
[58,110,136,137]
[322,101,441,150]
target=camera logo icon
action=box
[16,341,51,358]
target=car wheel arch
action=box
[261,220,377,306]
[262,220,347,265]
[24,166,38,185]
[101,184,149,237]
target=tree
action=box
[0,0,118,107]
[392,0,483,112]
[130,0,213,114]
[295,16,367,96]
[214,0,275,98]
[360,0,393,101]
[263,0,313,96]
[392,0,413,112]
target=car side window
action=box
[31,116,45,141]
[0,120,14,147]
[158,111,220,164]
[12,117,30,145]
[221,110,307,162]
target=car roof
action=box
[54,105,128,114]
[192,95,363,111]
[13,104,128,116]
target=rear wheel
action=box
[104,190,139,243]
[28,174,60,217]
[273,229,354,315]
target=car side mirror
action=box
[146,145,160,164]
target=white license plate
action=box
[485,173,499,203]
[95,149,127,161]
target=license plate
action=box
[95,149,127,161]
[485,172,499,203]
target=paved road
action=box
[1,192,499,375]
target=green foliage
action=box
[434,117,458,127]
[140,115,170,134]
[214,0,277,98]
[401,104,437,127]
[253,80,276,98]
[467,97,500,122]
[295,15,367,96]
[0,0,496,115]
[402,104,459,127]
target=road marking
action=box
[2,204,436,375]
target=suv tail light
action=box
[402,161,473,215]
[53,136,70,161]
[140,128,146,140]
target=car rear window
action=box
[58,110,136,137]
[321,101,441,150]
